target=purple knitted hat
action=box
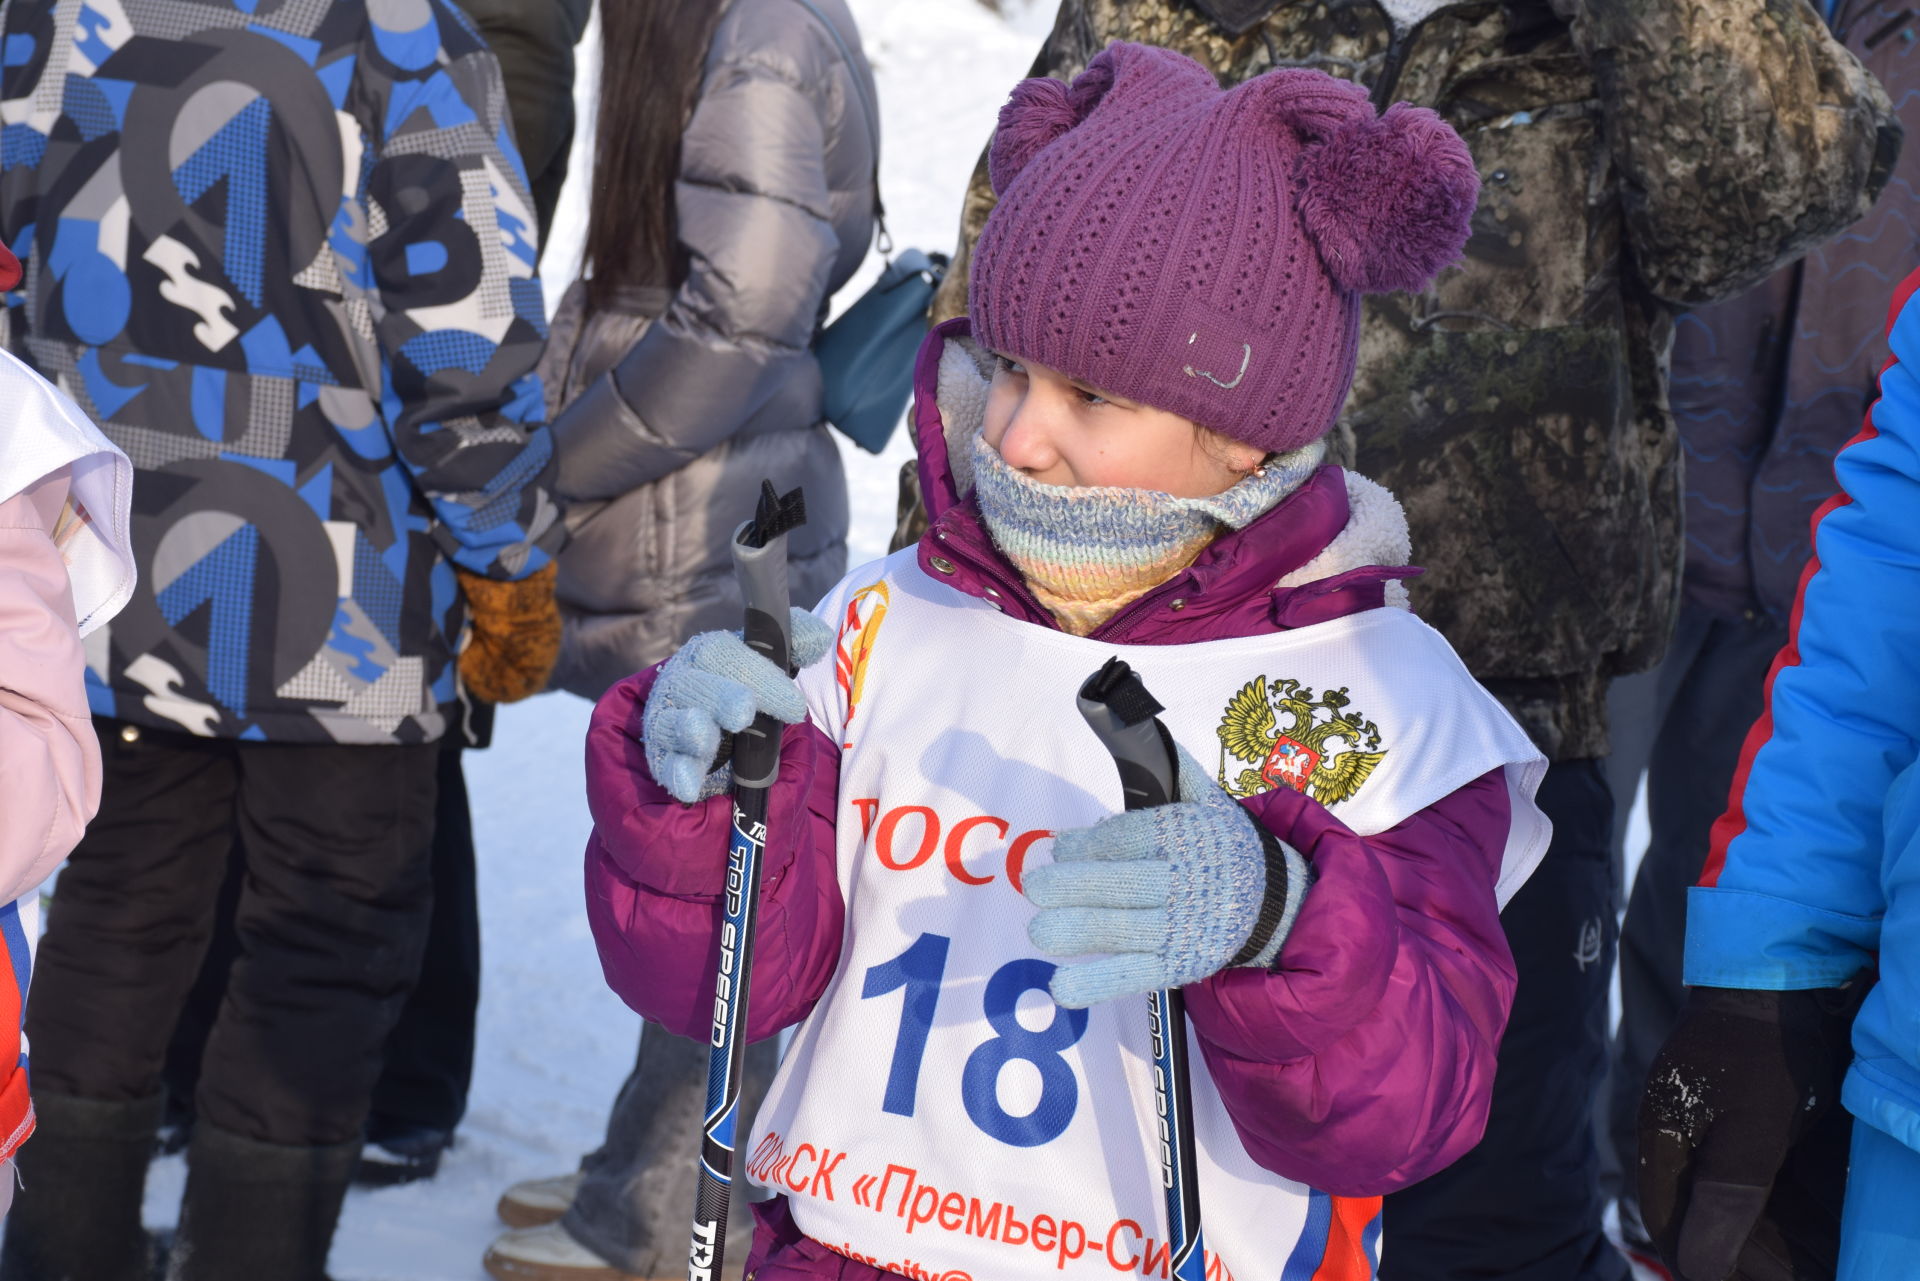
[969,43,1479,454]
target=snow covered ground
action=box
[132,2,1661,1275]
[132,3,1062,1277]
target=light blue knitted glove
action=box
[1025,746,1314,1009]
[642,609,834,804]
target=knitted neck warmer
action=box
[969,432,1325,635]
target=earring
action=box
[1252,462,1268,478]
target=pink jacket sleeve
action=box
[584,664,847,1042]
[1186,770,1516,1196]
[0,470,103,904]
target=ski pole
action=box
[689,480,807,1281]
[1077,656,1208,1281]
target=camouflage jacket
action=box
[1669,0,1920,629]
[930,0,1898,759]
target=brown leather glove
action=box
[455,563,561,704]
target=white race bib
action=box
[748,554,1546,1281]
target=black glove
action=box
[1637,981,1868,1281]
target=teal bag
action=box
[816,247,948,453]
[794,0,947,454]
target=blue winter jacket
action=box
[1686,266,1920,1155]
[0,0,562,744]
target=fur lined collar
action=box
[1278,472,1413,608]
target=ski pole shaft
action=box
[1077,657,1208,1281]
[690,482,807,1281]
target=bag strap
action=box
[786,0,891,254]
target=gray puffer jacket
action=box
[544,0,873,699]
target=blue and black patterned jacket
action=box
[0,0,562,744]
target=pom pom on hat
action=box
[989,44,1222,196]
[989,77,1082,196]
[1290,97,1480,295]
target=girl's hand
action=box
[1023,747,1313,1008]
[641,609,834,803]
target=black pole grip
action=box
[1077,656,1179,811]
[1076,656,1208,1281]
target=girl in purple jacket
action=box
[586,45,1548,1281]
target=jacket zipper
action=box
[1092,571,1209,644]
[1371,32,1414,110]
[1367,0,1469,109]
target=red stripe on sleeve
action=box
[1699,266,1920,886]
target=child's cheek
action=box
[982,376,1021,451]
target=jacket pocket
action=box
[1420,102,1616,335]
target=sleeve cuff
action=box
[1238,838,1316,971]
[1684,885,1879,990]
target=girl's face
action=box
[982,353,1264,497]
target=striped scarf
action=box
[969,432,1324,635]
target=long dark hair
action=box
[584,0,726,309]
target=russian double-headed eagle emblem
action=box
[1216,676,1387,806]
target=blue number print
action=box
[860,933,1090,1144]
[860,932,951,1116]
[862,937,1090,1147]
[960,958,1090,1148]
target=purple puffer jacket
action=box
[584,321,1521,1247]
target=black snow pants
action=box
[26,719,438,1146]
[1381,758,1629,1281]
[1599,604,1787,1217]
[367,741,480,1135]
[164,740,480,1141]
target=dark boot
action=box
[166,1123,360,1281]
[0,1090,163,1281]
